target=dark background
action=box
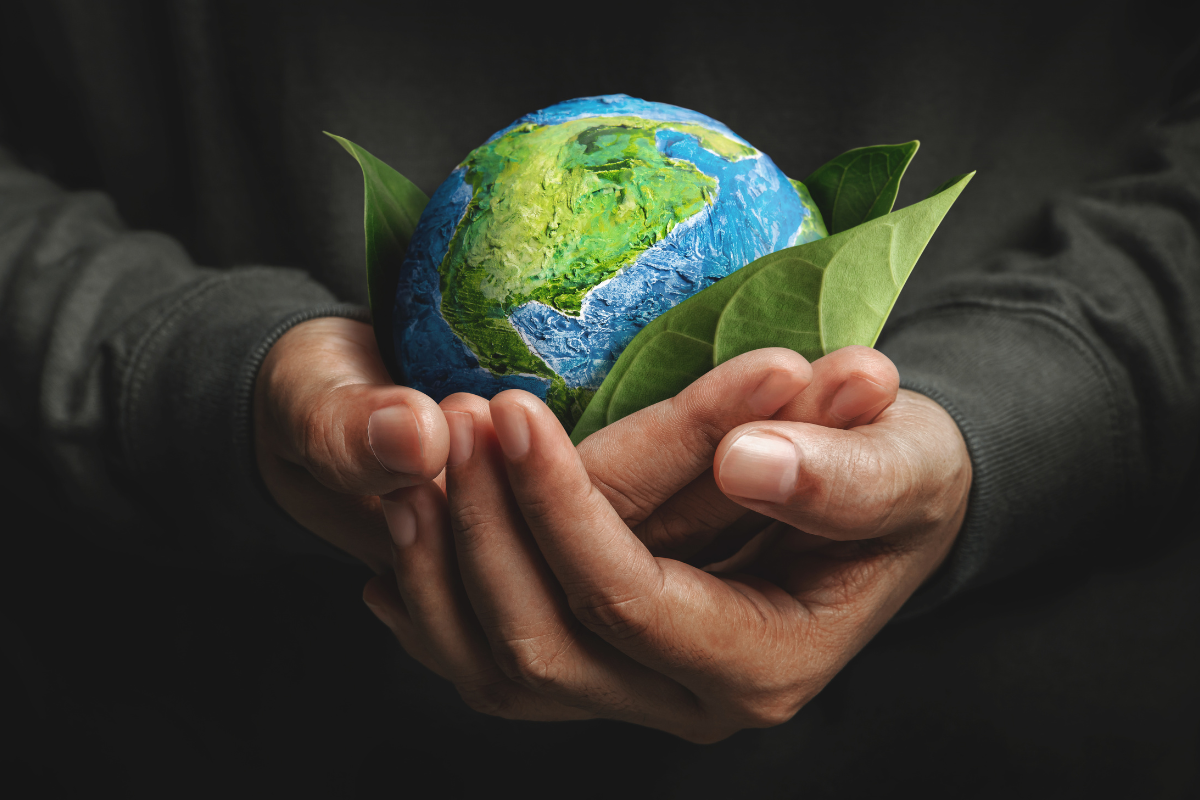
[2,1,1199,796]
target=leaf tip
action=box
[324,131,360,161]
[930,171,976,198]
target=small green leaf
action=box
[607,332,714,422]
[326,132,429,380]
[570,171,973,444]
[803,141,919,234]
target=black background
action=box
[2,1,1199,796]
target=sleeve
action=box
[0,144,365,566]
[882,82,1200,616]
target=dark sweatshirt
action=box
[1,0,1199,616]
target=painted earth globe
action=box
[394,94,828,428]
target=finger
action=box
[491,391,734,659]
[579,347,812,528]
[384,481,491,682]
[285,381,448,494]
[743,526,924,609]
[775,345,899,428]
[713,390,972,541]
[631,469,769,561]
[444,394,702,730]
[491,391,820,734]
[260,462,394,572]
[490,390,667,626]
[256,317,450,496]
[631,346,897,557]
[362,573,444,677]
[383,476,588,721]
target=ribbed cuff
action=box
[878,300,1133,618]
[119,266,370,566]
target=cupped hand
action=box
[580,344,904,565]
[253,317,449,572]
[363,347,971,740]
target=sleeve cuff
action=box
[878,299,1134,618]
[119,266,370,566]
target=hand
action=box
[578,345,907,566]
[253,317,449,572]
[364,347,971,740]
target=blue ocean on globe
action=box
[393,94,827,426]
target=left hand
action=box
[253,318,449,572]
[364,350,970,741]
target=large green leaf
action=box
[803,141,920,234]
[326,133,429,380]
[570,171,973,444]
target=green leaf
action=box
[930,173,974,197]
[326,132,429,380]
[803,141,919,234]
[570,171,973,444]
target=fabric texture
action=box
[886,94,1200,612]
[0,145,365,564]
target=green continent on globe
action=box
[789,179,829,245]
[438,116,757,426]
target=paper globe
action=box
[393,94,827,427]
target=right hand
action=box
[253,317,449,573]
[578,344,903,564]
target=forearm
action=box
[882,88,1200,613]
[0,144,363,563]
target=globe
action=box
[394,94,828,428]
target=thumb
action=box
[289,383,451,495]
[255,318,450,496]
[712,391,960,541]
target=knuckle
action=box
[664,393,729,458]
[729,652,819,729]
[449,500,499,552]
[298,392,356,491]
[515,494,561,531]
[491,633,575,692]
[590,473,662,528]
[732,676,812,728]
[568,590,654,641]
[804,439,902,538]
[521,488,615,543]
[690,419,732,463]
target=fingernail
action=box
[717,432,800,503]
[381,497,417,548]
[445,411,475,467]
[830,374,888,423]
[368,404,424,475]
[748,368,805,417]
[491,402,530,461]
